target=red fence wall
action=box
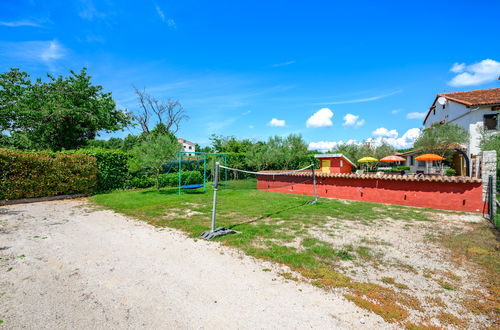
[257,175,485,213]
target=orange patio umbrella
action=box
[415,154,445,161]
[380,155,406,162]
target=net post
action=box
[311,163,318,203]
[210,162,220,232]
[203,153,207,193]
[224,154,228,189]
[178,151,182,196]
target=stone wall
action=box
[481,150,497,215]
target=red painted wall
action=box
[257,175,485,213]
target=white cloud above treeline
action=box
[308,127,421,152]
[342,113,365,128]
[406,112,426,119]
[372,127,398,138]
[448,59,500,87]
[306,108,333,128]
[268,118,286,127]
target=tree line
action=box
[1,67,486,188]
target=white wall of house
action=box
[403,155,428,173]
[178,138,196,156]
[424,100,499,156]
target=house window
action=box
[340,160,343,167]
[483,114,498,130]
[188,146,192,150]
[410,156,414,166]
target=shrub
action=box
[0,148,97,200]
[125,171,202,189]
[125,175,155,189]
[66,148,131,192]
[160,171,203,187]
[445,168,457,177]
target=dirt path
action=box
[0,199,390,329]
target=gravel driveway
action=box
[0,199,390,329]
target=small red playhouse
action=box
[314,153,355,174]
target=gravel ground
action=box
[0,199,391,329]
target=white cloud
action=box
[342,113,365,128]
[155,4,176,28]
[372,127,398,138]
[272,61,295,67]
[450,62,466,73]
[0,40,66,65]
[306,108,333,128]
[308,128,421,152]
[268,118,286,127]
[167,19,176,28]
[314,90,402,105]
[448,59,500,87]
[248,125,254,129]
[391,109,401,114]
[0,20,42,27]
[40,40,65,62]
[308,140,360,152]
[155,5,165,21]
[368,128,421,149]
[406,112,426,119]
[78,0,106,20]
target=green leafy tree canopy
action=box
[129,133,181,191]
[413,123,468,160]
[0,68,131,151]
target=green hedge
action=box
[125,171,203,189]
[0,148,97,200]
[65,148,131,192]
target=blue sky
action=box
[1,0,500,150]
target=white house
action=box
[178,138,196,156]
[422,88,500,157]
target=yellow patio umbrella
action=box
[357,157,378,171]
[357,157,378,163]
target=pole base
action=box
[200,227,236,240]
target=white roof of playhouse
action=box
[314,153,356,166]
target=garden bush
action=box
[0,148,97,200]
[445,168,457,176]
[125,175,155,189]
[65,148,131,192]
[125,171,202,189]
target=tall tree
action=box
[413,123,468,160]
[133,86,188,135]
[245,134,309,170]
[129,133,181,191]
[0,68,130,151]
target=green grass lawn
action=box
[91,183,499,327]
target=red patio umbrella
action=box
[380,155,406,162]
[415,154,445,161]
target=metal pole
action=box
[203,153,207,192]
[178,151,182,195]
[224,154,228,189]
[210,162,220,232]
[312,164,318,203]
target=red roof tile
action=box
[438,88,500,106]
